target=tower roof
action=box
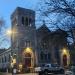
[11,7,35,19]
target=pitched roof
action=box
[37,24,51,33]
[0,49,6,54]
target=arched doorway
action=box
[61,48,70,67]
[63,54,67,67]
[24,53,31,68]
[23,47,34,72]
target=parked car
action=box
[35,64,65,75]
[35,66,42,73]
[35,64,45,73]
[71,66,75,75]
[65,70,74,75]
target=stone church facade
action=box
[0,7,70,72]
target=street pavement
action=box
[2,73,65,75]
[1,73,65,75]
[2,73,38,75]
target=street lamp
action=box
[6,29,17,37]
[10,54,17,74]
[6,29,18,74]
[11,56,13,68]
[6,29,13,36]
[63,49,67,55]
[10,54,16,67]
[18,63,23,73]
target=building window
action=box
[40,52,44,60]
[42,42,47,49]
[22,17,24,25]
[8,54,10,62]
[13,18,17,25]
[0,58,1,63]
[25,40,31,47]
[54,46,60,64]
[21,16,32,27]
[27,41,31,47]
[5,56,7,62]
[2,57,4,63]
[29,18,32,26]
[44,54,47,60]
[25,17,28,26]
[48,53,51,60]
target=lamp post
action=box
[13,55,16,65]
[10,54,17,75]
[6,29,17,74]
[19,63,22,73]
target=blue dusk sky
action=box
[0,0,39,27]
[0,0,74,48]
[0,0,39,48]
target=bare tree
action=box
[0,17,10,48]
[37,0,75,44]
[39,0,75,16]
[0,18,5,26]
[36,0,75,65]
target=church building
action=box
[0,7,70,72]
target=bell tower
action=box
[11,7,37,71]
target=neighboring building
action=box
[72,27,75,43]
[69,27,75,65]
[0,7,70,72]
[0,48,11,71]
[37,26,69,66]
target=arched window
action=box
[25,17,28,26]
[29,18,32,26]
[25,40,31,47]
[22,17,24,25]
[40,52,44,60]
[13,17,17,25]
[5,56,7,62]
[2,57,4,63]
[48,53,51,60]
[8,54,10,62]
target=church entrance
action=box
[61,48,70,68]
[24,53,31,68]
[63,54,67,67]
[23,47,34,72]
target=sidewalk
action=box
[2,73,38,75]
